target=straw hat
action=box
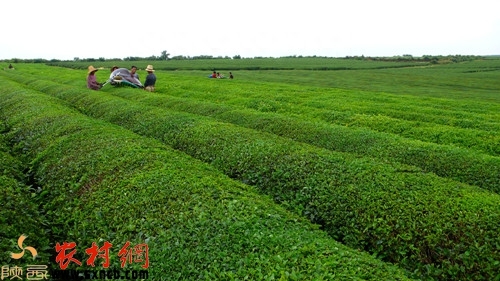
[145,65,155,72]
[88,65,98,74]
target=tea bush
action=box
[3,68,498,193]
[107,91,500,192]
[4,74,498,281]
[0,120,51,266]
[0,79,415,280]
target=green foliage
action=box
[0,78,415,280]
[0,121,51,266]
[1,60,499,281]
[105,91,499,192]
[3,65,498,191]
[3,68,499,281]
[45,57,434,71]
[159,50,170,61]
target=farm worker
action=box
[107,65,120,84]
[121,65,142,86]
[211,71,217,78]
[87,65,102,90]
[130,65,139,81]
[109,67,143,87]
[144,65,156,92]
[229,72,234,79]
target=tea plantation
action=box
[1,58,499,280]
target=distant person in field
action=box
[229,72,233,79]
[210,71,217,78]
[118,65,141,85]
[109,65,120,80]
[130,65,139,81]
[144,64,156,92]
[109,67,142,87]
[8,64,13,69]
[87,65,102,90]
[109,68,122,81]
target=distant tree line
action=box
[343,54,482,64]
[1,52,483,64]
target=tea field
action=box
[1,58,499,280]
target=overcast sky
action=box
[1,0,499,60]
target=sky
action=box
[1,0,499,60]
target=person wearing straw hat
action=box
[87,65,102,90]
[143,64,156,92]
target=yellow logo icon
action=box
[10,234,37,260]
